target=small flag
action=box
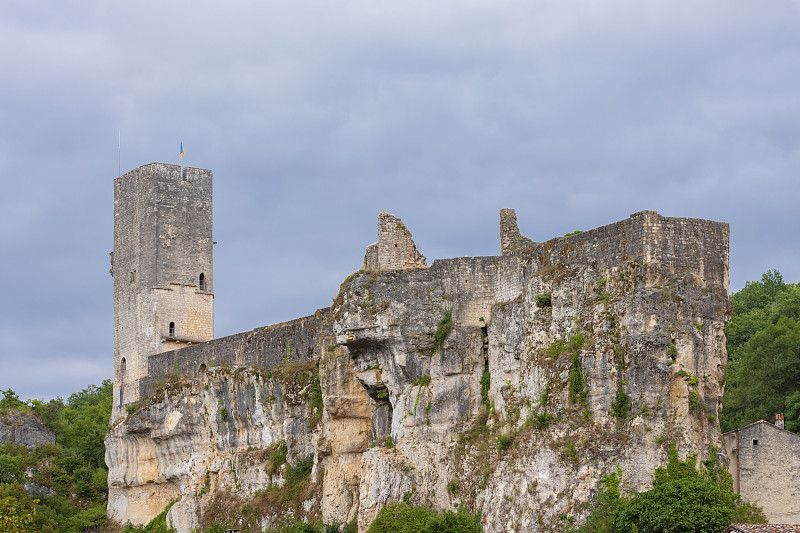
[180,142,184,160]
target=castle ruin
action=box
[107,163,731,532]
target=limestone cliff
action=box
[0,410,56,449]
[106,210,730,532]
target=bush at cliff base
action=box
[570,444,766,533]
[366,502,483,533]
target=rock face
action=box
[0,410,56,449]
[106,210,730,532]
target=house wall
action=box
[724,421,800,524]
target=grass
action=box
[413,374,432,387]
[497,435,512,451]
[431,310,453,355]
[480,363,491,408]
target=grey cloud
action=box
[0,0,798,400]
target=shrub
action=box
[366,502,483,533]
[668,342,678,361]
[431,310,453,355]
[611,388,631,418]
[546,339,566,358]
[285,455,314,485]
[569,353,586,404]
[566,331,585,353]
[533,412,553,429]
[535,292,552,308]
[497,435,512,451]
[480,364,491,408]
[413,375,431,387]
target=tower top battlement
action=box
[114,162,212,184]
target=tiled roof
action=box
[725,525,800,533]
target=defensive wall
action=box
[140,308,332,400]
[132,209,728,401]
[503,210,728,293]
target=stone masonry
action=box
[108,165,733,531]
[723,420,800,523]
[363,211,427,270]
[111,163,214,422]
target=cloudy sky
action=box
[1,0,798,401]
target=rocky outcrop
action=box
[106,210,730,532]
[0,410,55,449]
[106,365,323,530]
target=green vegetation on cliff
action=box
[0,380,112,532]
[570,444,766,533]
[721,270,800,433]
[367,503,483,533]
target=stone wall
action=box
[112,163,214,421]
[723,421,800,524]
[139,308,332,400]
[499,208,535,253]
[511,210,728,292]
[363,212,427,270]
[110,207,734,532]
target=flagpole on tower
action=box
[118,129,121,178]
[180,142,184,170]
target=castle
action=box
[108,163,732,531]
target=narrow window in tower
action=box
[199,273,206,291]
[169,322,175,338]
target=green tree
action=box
[722,271,800,433]
[0,389,28,411]
[571,445,766,533]
[613,477,733,533]
[3,380,115,532]
[0,483,38,533]
[0,455,24,484]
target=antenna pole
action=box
[118,128,121,178]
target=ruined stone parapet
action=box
[363,212,427,271]
[500,208,535,254]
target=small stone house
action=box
[723,416,800,524]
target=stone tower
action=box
[111,163,214,422]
